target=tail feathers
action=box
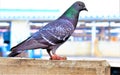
[8,52,20,57]
[8,47,22,57]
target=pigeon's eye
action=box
[78,4,81,6]
[78,3,82,7]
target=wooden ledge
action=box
[0,57,110,75]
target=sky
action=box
[0,0,120,17]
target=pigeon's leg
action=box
[51,49,67,60]
[47,49,52,58]
[47,49,59,60]
[48,45,67,60]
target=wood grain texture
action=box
[0,57,110,75]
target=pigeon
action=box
[8,1,88,60]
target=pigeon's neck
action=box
[59,7,80,27]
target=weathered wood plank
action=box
[0,57,110,75]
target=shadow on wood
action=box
[0,57,110,75]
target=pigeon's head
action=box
[73,1,88,12]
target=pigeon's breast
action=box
[40,19,74,45]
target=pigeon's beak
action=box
[83,7,88,11]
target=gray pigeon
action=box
[8,1,88,60]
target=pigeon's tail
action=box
[7,36,50,57]
[8,52,20,57]
[8,47,22,57]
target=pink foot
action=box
[50,54,67,60]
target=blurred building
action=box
[0,0,120,57]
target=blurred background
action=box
[0,0,120,59]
